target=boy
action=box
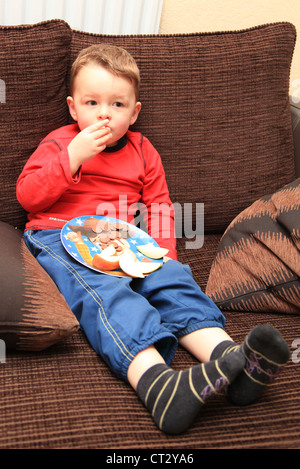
[17,44,290,435]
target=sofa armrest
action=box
[290,98,300,177]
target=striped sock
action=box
[136,352,245,434]
[211,324,290,406]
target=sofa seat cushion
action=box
[70,23,296,232]
[0,222,79,351]
[0,309,298,448]
[206,179,300,314]
[0,20,72,229]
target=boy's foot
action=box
[137,352,245,434]
[212,324,290,406]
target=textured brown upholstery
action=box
[0,20,299,449]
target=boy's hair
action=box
[70,44,140,100]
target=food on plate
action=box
[136,260,162,275]
[137,243,169,259]
[119,250,145,278]
[92,244,120,271]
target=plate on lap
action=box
[61,215,168,278]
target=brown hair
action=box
[70,44,140,100]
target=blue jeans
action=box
[24,230,225,381]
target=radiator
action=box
[0,0,163,34]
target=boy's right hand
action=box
[68,120,112,176]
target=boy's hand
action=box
[68,120,112,176]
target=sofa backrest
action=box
[0,20,296,234]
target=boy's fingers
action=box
[87,120,110,133]
[96,127,112,142]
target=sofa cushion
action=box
[70,23,296,232]
[0,222,79,351]
[0,20,72,230]
[205,179,300,314]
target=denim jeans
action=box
[24,229,225,381]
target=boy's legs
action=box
[127,324,233,390]
[179,326,233,362]
[130,324,290,434]
[127,261,245,433]
[132,260,290,399]
[129,261,290,432]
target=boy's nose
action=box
[97,106,111,120]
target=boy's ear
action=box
[130,101,142,126]
[67,96,77,121]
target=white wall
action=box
[160,0,300,100]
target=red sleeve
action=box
[141,138,177,260]
[16,139,80,213]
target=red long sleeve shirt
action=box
[17,124,177,260]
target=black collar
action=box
[103,134,127,153]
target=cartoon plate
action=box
[61,215,166,277]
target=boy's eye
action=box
[113,102,123,108]
[87,100,97,106]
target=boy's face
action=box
[67,64,141,147]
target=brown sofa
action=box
[0,19,300,449]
